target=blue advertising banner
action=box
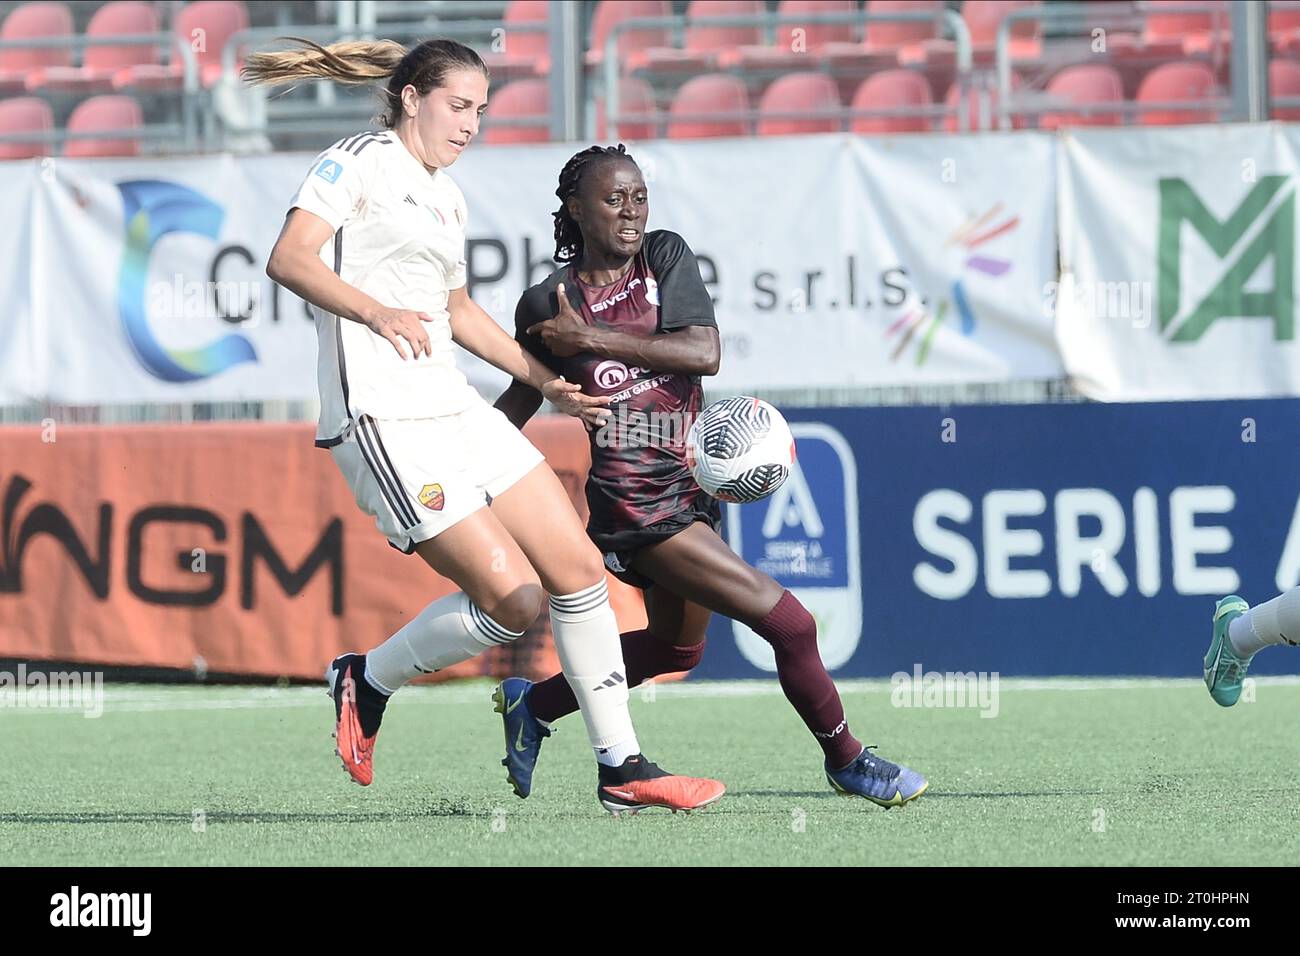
[695,399,1300,678]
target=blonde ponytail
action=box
[242,38,408,87]
[242,37,488,130]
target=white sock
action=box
[1228,588,1300,657]
[364,591,523,693]
[549,580,640,767]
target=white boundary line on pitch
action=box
[3,675,1299,714]
[641,676,1300,696]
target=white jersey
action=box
[288,129,481,445]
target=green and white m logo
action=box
[1157,176,1294,341]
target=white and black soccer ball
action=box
[686,397,795,503]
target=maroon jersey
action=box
[515,231,718,542]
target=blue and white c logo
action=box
[116,179,257,383]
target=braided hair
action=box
[552,144,638,264]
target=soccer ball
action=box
[686,397,795,503]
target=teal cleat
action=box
[1203,595,1252,707]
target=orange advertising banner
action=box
[0,418,647,681]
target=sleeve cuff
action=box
[289,197,346,233]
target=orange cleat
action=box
[325,653,377,787]
[597,755,726,816]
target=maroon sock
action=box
[528,629,705,723]
[751,590,862,769]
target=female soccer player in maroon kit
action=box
[494,145,927,808]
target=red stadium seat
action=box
[1146,0,1226,46]
[965,0,1042,51]
[63,94,142,157]
[1177,0,1233,56]
[776,0,857,48]
[113,0,248,92]
[666,73,750,139]
[1271,5,1300,55]
[639,0,764,75]
[724,0,857,71]
[757,71,842,136]
[1135,60,1218,125]
[685,0,764,49]
[1039,63,1124,129]
[1112,0,1222,57]
[1270,58,1300,121]
[585,0,672,71]
[912,0,1041,66]
[26,2,160,94]
[480,78,549,144]
[597,76,659,140]
[849,69,932,133]
[943,73,1024,131]
[0,3,73,95]
[0,95,53,158]
[482,0,550,80]
[1272,4,1300,37]
[866,0,944,54]
[821,0,944,73]
[1109,0,1228,58]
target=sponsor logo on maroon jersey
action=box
[592,360,652,390]
[589,277,644,314]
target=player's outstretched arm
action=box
[449,285,562,387]
[449,287,610,427]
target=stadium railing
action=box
[1262,0,1300,118]
[370,0,508,23]
[992,1,1252,130]
[0,27,198,153]
[602,6,974,139]
[217,17,552,146]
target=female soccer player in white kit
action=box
[245,37,723,814]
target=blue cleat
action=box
[491,677,551,798]
[826,746,928,808]
[1203,595,1252,707]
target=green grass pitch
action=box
[3,678,1298,866]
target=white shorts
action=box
[330,401,545,553]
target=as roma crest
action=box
[418,483,445,511]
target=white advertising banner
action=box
[0,161,40,404]
[1058,123,1300,401]
[3,132,1062,404]
[848,133,1061,385]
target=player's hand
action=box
[526,283,592,358]
[542,376,611,428]
[362,305,434,360]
